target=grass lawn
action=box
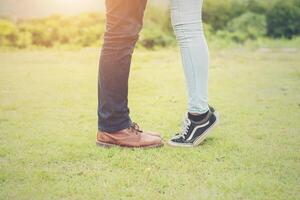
[0,47,299,199]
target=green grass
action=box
[0,47,299,200]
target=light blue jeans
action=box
[171,0,209,114]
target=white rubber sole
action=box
[168,112,219,148]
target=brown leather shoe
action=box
[96,123,163,148]
[130,122,161,138]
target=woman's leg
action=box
[169,0,219,147]
[171,0,209,114]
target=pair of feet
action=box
[96,106,219,148]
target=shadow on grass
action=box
[199,137,216,146]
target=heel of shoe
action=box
[193,112,220,147]
[96,140,115,148]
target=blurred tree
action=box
[266,0,300,38]
[16,31,32,48]
[0,19,18,46]
[1,1,300,48]
[203,0,246,31]
[246,0,271,14]
[227,12,267,41]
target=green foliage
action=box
[0,1,300,49]
[266,0,300,38]
[0,20,18,46]
[15,31,32,48]
[246,0,270,14]
[224,12,267,42]
[139,27,173,49]
[203,0,300,39]
[0,9,175,49]
[203,0,246,31]
[139,6,175,49]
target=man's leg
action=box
[98,0,147,133]
[96,0,163,148]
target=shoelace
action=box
[176,118,191,139]
[130,122,143,134]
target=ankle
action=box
[188,111,209,122]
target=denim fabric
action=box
[171,0,209,114]
[98,0,147,132]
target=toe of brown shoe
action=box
[146,131,162,138]
[140,133,164,148]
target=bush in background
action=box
[203,0,300,40]
[0,19,18,47]
[203,0,246,31]
[219,12,267,43]
[139,6,174,49]
[266,0,300,38]
[0,1,300,49]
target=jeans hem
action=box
[188,107,209,114]
[98,120,132,133]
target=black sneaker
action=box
[168,109,219,147]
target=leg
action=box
[171,0,209,114]
[98,0,147,132]
[169,0,219,147]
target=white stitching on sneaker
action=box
[186,120,210,141]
